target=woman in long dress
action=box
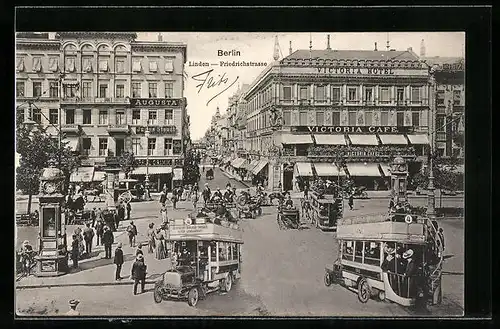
[146,223,156,253]
[155,228,166,260]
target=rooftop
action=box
[283,49,420,62]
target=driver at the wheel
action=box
[284,194,294,209]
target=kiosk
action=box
[390,156,409,205]
[35,166,69,276]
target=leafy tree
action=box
[16,124,81,214]
[410,151,464,192]
[118,151,137,179]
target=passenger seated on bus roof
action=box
[284,195,294,208]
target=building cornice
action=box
[56,32,137,41]
[16,40,60,51]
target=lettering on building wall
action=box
[130,98,181,107]
[316,67,395,75]
[136,126,177,134]
[292,126,414,134]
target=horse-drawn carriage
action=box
[235,192,263,219]
[276,207,300,230]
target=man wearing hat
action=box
[213,187,222,200]
[101,226,114,259]
[202,183,211,205]
[65,299,80,316]
[131,254,147,295]
[402,249,417,297]
[113,242,124,280]
[126,221,137,247]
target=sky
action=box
[50,32,465,140]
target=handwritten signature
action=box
[191,69,239,106]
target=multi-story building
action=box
[422,56,465,160]
[16,32,188,191]
[243,41,432,191]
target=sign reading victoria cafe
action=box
[293,126,415,134]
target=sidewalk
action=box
[219,167,252,188]
[16,229,173,290]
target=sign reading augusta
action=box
[293,126,415,134]
[130,98,182,107]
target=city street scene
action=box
[15,31,465,317]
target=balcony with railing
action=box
[61,124,81,134]
[61,97,130,104]
[107,124,130,134]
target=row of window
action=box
[216,242,240,262]
[16,56,175,74]
[82,137,182,156]
[246,85,425,113]
[436,90,463,106]
[342,240,381,266]
[16,80,175,99]
[246,110,424,132]
[18,108,175,126]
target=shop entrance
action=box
[283,166,294,191]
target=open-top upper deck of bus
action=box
[336,214,427,244]
[309,191,342,204]
[169,218,243,244]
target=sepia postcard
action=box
[15,30,466,318]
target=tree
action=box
[118,151,137,179]
[411,151,464,192]
[16,124,81,214]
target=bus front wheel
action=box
[324,272,332,287]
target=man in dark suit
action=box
[83,223,95,255]
[102,226,114,259]
[131,254,147,295]
[114,242,124,280]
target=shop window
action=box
[342,241,353,261]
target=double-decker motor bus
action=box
[154,217,243,307]
[324,213,444,307]
[309,191,343,231]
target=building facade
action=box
[423,56,465,159]
[16,32,188,191]
[242,47,432,191]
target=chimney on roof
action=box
[420,39,426,56]
[273,35,280,61]
[374,42,378,51]
[326,34,331,50]
[289,41,292,55]
[158,33,163,42]
[407,47,413,52]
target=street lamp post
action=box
[144,126,151,201]
[427,72,437,219]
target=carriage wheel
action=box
[357,278,371,303]
[324,272,332,287]
[153,281,163,303]
[187,287,199,307]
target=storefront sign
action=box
[316,67,396,75]
[171,224,209,235]
[135,159,173,167]
[280,66,428,76]
[308,145,416,158]
[130,98,182,107]
[136,126,177,134]
[293,126,414,134]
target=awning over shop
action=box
[407,134,430,145]
[252,160,269,175]
[378,134,408,145]
[65,138,80,151]
[242,161,254,171]
[348,134,379,146]
[295,162,314,176]
[93,171,107,182]
[173,168,183,180]
[281,133,313,145]
[231,158,246,169]
[346,163,382,177]
[131,167,173,175]
[70,167,95,182]
[313,163,345,177]
[314,134,346,145]
[246,160,259,171]
[379,163,391,177]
